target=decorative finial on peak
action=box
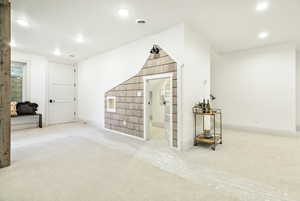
[150,45,160,54]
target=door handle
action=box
[49,99,55,103]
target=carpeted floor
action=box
[0,123,299,201]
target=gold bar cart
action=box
[193,108,223,151]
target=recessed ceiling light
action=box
[53,48,61,56]
[75,34,84,43]
[258,32,269,39]
[10,40,16,47]
[16,18,29,27]
[256,1,269,11]
[118,9,129,17]
[136,19,146,24]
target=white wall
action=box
[181,26,211,149]
[78,24,184,129]
[297,51,300,130]
[212,44,297,132]
[12,51,48,124]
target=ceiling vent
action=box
[136,19,146,24]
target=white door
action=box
[48,63,76,125]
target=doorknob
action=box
[49,99,55,103]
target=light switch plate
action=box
[137,91,142,97]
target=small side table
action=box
[193,109,222,151]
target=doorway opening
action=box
[144,73,173,147]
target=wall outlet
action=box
[137,91,142,97]
[123,120,127,126]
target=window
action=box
[106,96,116,112]
[11,61,26,102]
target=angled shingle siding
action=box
[105,47,178,147]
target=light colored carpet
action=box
[149,125,165,140]
[0,123,299,201]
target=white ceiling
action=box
[11,0,300,63]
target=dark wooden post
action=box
[0,0,11,168]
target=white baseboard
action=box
[79,119,146,141]
[103,128,146,141]
[224,123,299,137]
